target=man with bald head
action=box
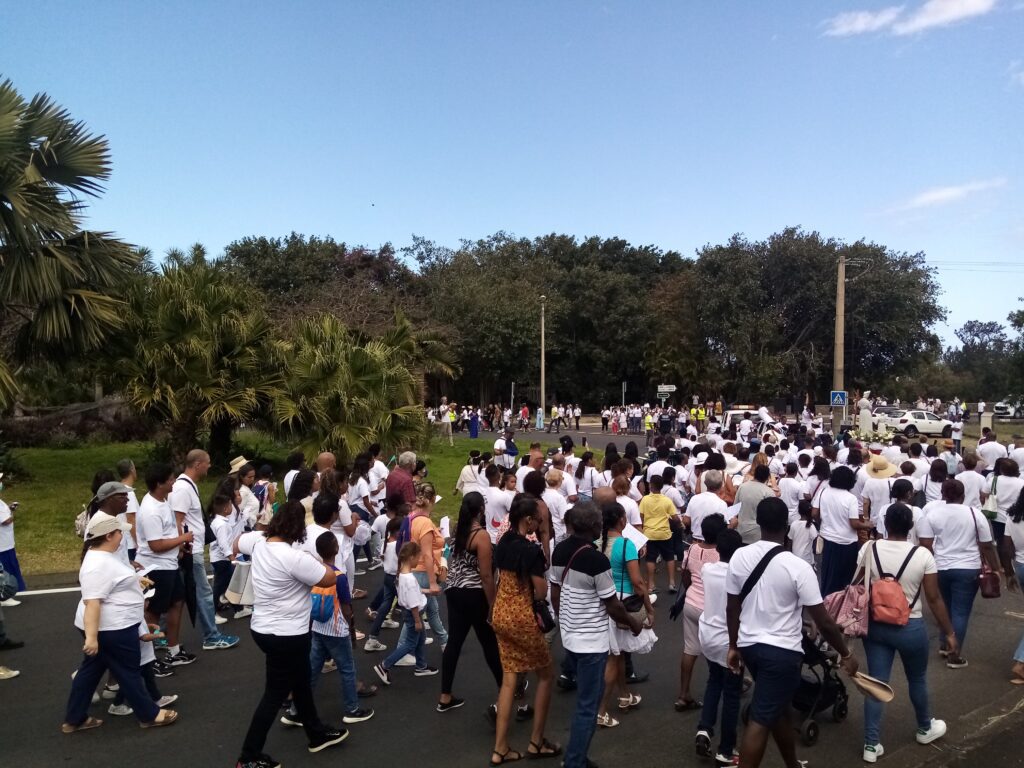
[516,449,545,492]
[316,452,336,473]
[171,449,239,652]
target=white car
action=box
[883,409,953,438]
[994,400,1023,419]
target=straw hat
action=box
[852,672,894,703]
[865,454,897,479]
[228,455,250,475]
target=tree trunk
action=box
[207,415,234,472]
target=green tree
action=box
[0,78,137,408]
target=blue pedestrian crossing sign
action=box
[830,391,848,407]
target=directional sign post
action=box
[657,384,677,394]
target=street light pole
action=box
[832,251,846,431]
[540,295,546,421]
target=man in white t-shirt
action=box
[725,497,857,767]
[955,454,988,508]
[116,458,140,561]
[516,450,545,492]
[171,450,239,651]
[684,471,729,541]
[977,433,1008,472]
[493,428,518,470]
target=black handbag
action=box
[533,599,556,633]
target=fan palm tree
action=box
[0,78,137,408]
[375,309,459,402]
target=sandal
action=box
[527,739,562,759]
[617,693,641,710]
[490,748,524,766]
[673,698,702,712]
[140,709,178,729]
[596,712,620,728]
[61,716,103,734]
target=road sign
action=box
[657,384,677,393]
[830,390,848,407]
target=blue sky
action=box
[2,1,1021,344]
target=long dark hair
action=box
[575,451,595,480]
[453,491,486,555]
[601,502,625,554]
[207,476,239,521]
[288,469,317,501]
[265,500,307,544]
[350,453,371,484]
[1011,487,1024,524]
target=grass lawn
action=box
[3,433,587,578]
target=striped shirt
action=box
[549,536,616,653]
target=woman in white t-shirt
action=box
[855,504,955,759]
[574,452,600,501]
[62,512,177,732]
[990,458,1024,544]
[816,466,873,596]
[234,501,346,765]
[1003,489,1024,683]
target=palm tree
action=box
[375,309,460,402]
[0,78,137,408]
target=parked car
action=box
[994,399,1024,419]
[882,409,953,438]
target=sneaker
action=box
[165,649,197,666]
[414,666,439,676]
[373,663,391,685]
[215,614,228,625]
[368,559,383,571]
[152,661,176,678]
[557,674,577,691]
[108,703,134,716]
[354,569,367,577]
[437,697,465,713]
[203,634,240,650]
[696,730,713,758]
[308,728,349,753]
[321,659,337,674]
[394,654,416,667]
[916,719,947,744]
[425,636,434,645]
[946,657,969,669]
[355,630,366,641]
[342,707,375,723]
[155,695,179,707]
[382,619,400,630]
[364,638,387,652]
[280,710,303,727]
[0,598,21,607]
[0,666,19,680]
[356,556,368,563]
[236,756,281,768]
[863,744,884,763]
[714,753,739,767]
[101,683,120,700]
[233,607,253,619]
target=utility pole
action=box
[832,251,846,431]
[540,296,546,422]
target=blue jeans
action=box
[1014,564,1024,663]
[192,554,219,642]
[937,568,979,653]
[382,607,427,670]
[369,573,398,637]
[563,650,608,768]
[310,631,359,713]
[863,618,931,746]
[397,571,448,647]
[65,624,160,726]
[699,660,742,756]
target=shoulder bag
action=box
[982,477,1000,521]
[971,508,1001,599]
[615,537,647,628]
[824,558,870,637]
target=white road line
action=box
[19,574,215,597]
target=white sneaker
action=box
[382,619,400,629]
[108,703,133,716]
[916,719,947,744]
[215,614,228,625]
[1,599,21,607]
[364,638,387,652]
[233,607,253,619]
[0,666,20,680]
[155,694,178,707]
[394,654,417,667]
[863,743,884,763]
[425,636,434,645]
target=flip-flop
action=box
[527,739,562,759]
[674,698,703,712]
[1010,677,1024,685]
[490,748,524,766]
[140,709,178,729]
[61,717,103,734]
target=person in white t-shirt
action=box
[855,504,955,760]
[778,463,804,523]
[116,458,141,561]
[234,501,347,765]
[916,479,1001,668]
[483,466,515,544]
[954,454,987,509]
[684,471,729,541]
[283,450,306,497]
[976,433,1008,471]
[612,476,643,529]
[862,455,898,533]
[210,493,247,622]
[816,467,873,596]
[725,497,857,768]
[544,471,570,543]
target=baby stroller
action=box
[741,629,849,746]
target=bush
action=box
[49,428,82,449]
[0,431,28,480]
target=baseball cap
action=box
[95,481,132,502]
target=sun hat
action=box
[942,439,954,450]
[95,481,132,502]
[852,671,894,703]
[228,455,250,475]
[865,455,897,479]
[85,511,132,538]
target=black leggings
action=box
[442,587,503,695]
[240,631,326,761]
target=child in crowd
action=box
[209,494,243,620]
[372,542,436,684]
[282,532,373,726]
[788,499,818,568]
[365,516,404,651]
[108,603,178,715]
[695,529,744,766]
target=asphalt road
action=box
[3,566,1024,768]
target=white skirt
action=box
[608,616,658,655]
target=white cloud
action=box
[891,0,998,35]
[822,0,997,37]
[823,6,904,36]
[891,177,1007,211]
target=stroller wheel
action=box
[832,699,848,722]
[801,720,819,746]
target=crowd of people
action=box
[4,397,1024,767]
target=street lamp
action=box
[540,295,546,421]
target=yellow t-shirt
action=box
[639,493,674,541]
